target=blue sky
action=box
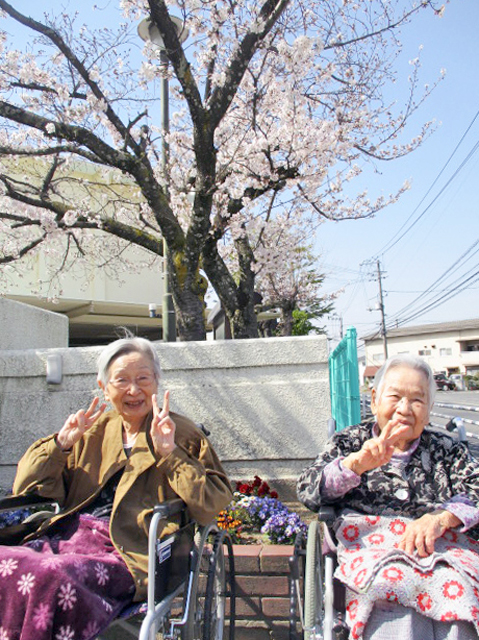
[319,0,479,348]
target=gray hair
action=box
[97,336,161,386]
[372,354,436,409]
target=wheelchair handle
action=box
[153,499,187,519]
[317,506,337,527]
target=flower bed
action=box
[217,476,307,545]
[219,477,307,634]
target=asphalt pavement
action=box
[429,389,479,457]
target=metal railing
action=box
[329,327,361,431]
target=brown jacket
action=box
[12,410,232,601]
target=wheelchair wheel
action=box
[303,520,323,640]
[288,529,306,640]
[183,526,213,640]
[184,526,235,640]
[203,530,235,640]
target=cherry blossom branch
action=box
[0,0,142,156]
[0,99,180,237]
[0,100,131,168]
[208,0,291,129]
[0,177,164,256]
[0,232,46,264]
[10,81,87,101]
[323,1,442,50]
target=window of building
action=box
[372,353,383,362]
[439,348,452,356]
[418,349,431,356]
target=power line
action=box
[387,262,479,329]
[391,270,479,327]
[389,239,479,323]
[373,108,479,258]
[378,140,479,257]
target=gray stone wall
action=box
[0,336,330,491]
[0,298,68,350]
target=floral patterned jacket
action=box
[297,420,479,540]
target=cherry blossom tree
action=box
[236,203,336,335]
[0,0,444,340]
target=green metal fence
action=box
[329,326,361,431]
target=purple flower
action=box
[239,495,306,544]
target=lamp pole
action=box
[138,17,188,342]
[158,47,176,343]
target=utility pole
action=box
[376,259,388,359]
[328,313,344,344]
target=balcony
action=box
[459,351,479,367]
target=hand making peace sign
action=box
[151,390,177,456]
[342,418,412,476]
[56,396,107,451]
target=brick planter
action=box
[229,544,294,640]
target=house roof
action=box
[364,365,380,377]
[363,318,479,342]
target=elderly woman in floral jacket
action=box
[297,355,479,640]
[0,335,232,640]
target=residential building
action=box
[363,318,479,376]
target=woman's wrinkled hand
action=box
[342,419,412,476]
[56,396,106,451]
[151,390,177,457]
[398,510,462,557]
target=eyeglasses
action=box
[108,374,157,390]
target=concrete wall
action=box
[0,336,330,491]
[0,298,68,350]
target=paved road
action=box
[429,390,479,457]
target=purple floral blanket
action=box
[334,511,479,640]
[0,514,135,640]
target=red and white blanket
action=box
[334,511,479,639]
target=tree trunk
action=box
[202,235,259,339]
[229,300,259,339]
[168,250,207,341]
[280,306,294,337]
[173,292,207,341]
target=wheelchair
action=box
[287,415,473,640]
[0,493,236,640]
[289,505,348,640]
[288,418,349,640]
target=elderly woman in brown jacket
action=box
[1,336,232,640]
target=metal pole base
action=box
[163,293,177,342]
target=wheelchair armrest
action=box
[317,505,337,528]
[0,494,57,513]
[153,499,187,519]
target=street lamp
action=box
[137,16,189,342]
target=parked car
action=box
[467,377,479,390]
[434,373,456,391]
